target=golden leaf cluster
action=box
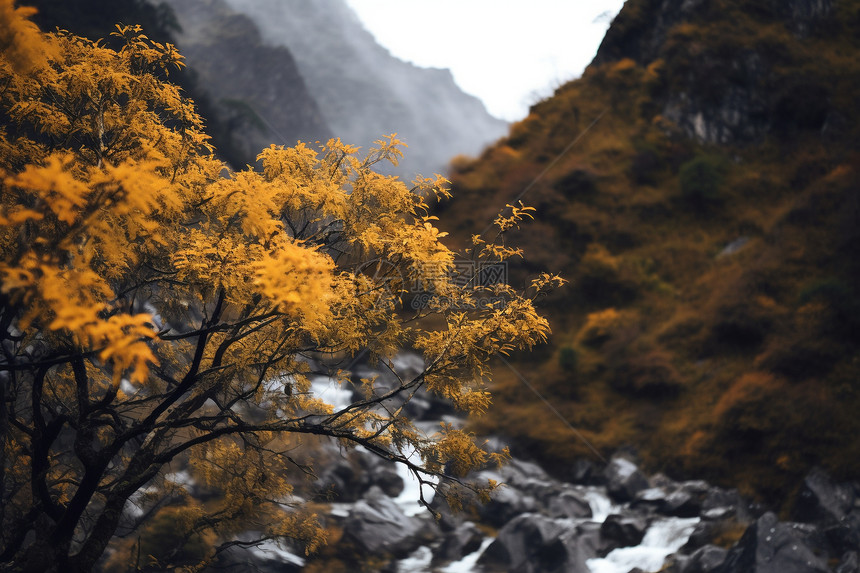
[0,10,562,570]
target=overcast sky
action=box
[344,0,626,121]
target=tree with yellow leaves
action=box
[0,7,561,572]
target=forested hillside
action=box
[439,0,860,506]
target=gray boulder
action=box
[716,512,830,573]
[793,467,856,525]
[836,551,858,573]
[601,513,650,548]
[682,544,728,573]
[605,457,650,502]
[499,458,552,486]
[341,487,436,557]
[702,487,752,522]
[572,520,617,559]
[432,521,485,565]
[548,489,593,519]
[315,453,404,502]
[478,513,591,573]
[478,483,540,528]
[634,482,705,518]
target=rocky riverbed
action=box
[223,353,860,573]
[240,440,860,573]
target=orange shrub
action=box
[576,307,626,347]
[713,371,785,433]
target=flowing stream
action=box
[585,516,700,573]
[390,484,699,572]
[312,355,702,572]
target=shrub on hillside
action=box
[576,308,629,348]
[559,346,579,372]
[609,348,684,398]
[554,167,597,199]
[577,243,639,305]
[679,153,728,207]
[711,372,789,454]
[629,142,664,185]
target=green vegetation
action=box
[440,0,860,507]
[678,154,727,207]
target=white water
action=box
[392,445,438,517]
[439,537,495,573]
[310,375,354,410]
[387,484,698,573]
[583,486,623,522]
[247,539,306,567]
[397,546,433,572]
[394,537,497,573]
[586,516,700,573]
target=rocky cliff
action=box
[161,0,332,166]
[593,0,848,144]
[217,0,508,176]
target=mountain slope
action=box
[438,0,860,506]
[162,0,332,165]
[218,0,508,177]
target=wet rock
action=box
[824,513,860,557]
[509,474,593,520]
[427,487,462,533]
[633,481,706,518]
[478,513,590,573]
[342,487,436,557]
[665,482,710,517]
[836,551,858,573]
[682,544,728,573]
[315,453,404,502]
[547,530,594,573]
[681,521,718,554]
[604,457,650,502]
[499,458,552,485]
[216,539,306,573]
[432,521,484,565]
[702,487,752,522]
[793,467,856,525]
[478,483,539,527]
[316,458,364,502]
[716,512,830,573]
[570,458,602,485]
[601,513,650,548]
[572,521,614,559]
[548,489,593,519]
[478,513,561,571]
[357,454,404,498]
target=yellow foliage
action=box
[577,307,626,347]
[0,0,56,73]
[0,20,560,571]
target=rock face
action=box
[162,0,332,167]
[217,0,508,176]
[591,0,838,144]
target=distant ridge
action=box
[219,0,509,176]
